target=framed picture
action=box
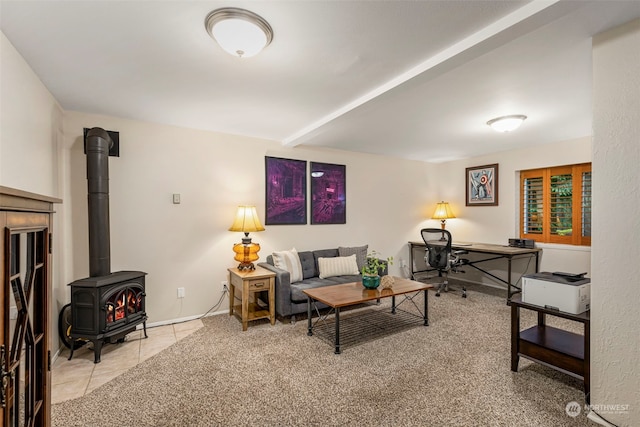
[310,162,346,224]
[466,163,498,206]
[265,157,307,225]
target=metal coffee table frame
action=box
[304,281,432,354]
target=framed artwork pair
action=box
[264,157,346,225]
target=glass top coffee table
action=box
[303,278,433,354]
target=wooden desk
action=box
[228,266,276,331]
[408,241,541,300]
[510,295,590,400]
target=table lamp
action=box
[229,205,265,271]
[432,201,455,231]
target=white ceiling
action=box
[1,1,639,163]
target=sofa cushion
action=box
[338,245,368,271]
[290,274,362,302]
[318,255,360,279]
[297,251,316,279]
[313,248,339,274]
[272,248,303,283]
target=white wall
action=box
[592,19,640,426]
[428,137,592,287]
[61,111,436,324]
[1,31,65,355]
[0,33,63,195]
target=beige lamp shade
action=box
[229,206,265,233]
[432,201,455,220]
[229,206,264,271]
[432,201,455,230]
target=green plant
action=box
[361,251,394,276]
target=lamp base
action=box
[439,220,447,241]
[237,261,256,271]
[233,241,261,271]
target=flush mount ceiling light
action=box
[486,115,527,133]
[205,8,273,58]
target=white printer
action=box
[521,272,590,314]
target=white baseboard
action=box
[451,277,507,290]
[587,410,617,427]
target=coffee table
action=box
[304,278,433,354]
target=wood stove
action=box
[68,271,147,363]
[67,127,148,363]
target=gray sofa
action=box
[258,247,387,321]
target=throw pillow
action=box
[338,245,368,270]
[318,254,360,279]
[272,248,304,283]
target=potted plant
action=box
[361,251,393,289]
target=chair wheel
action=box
[435,292,441,297]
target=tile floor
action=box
[51,319,203,404]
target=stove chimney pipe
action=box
[86,127,113,277]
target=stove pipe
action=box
[86,127,113,277]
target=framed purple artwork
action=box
[310,162,346,224]
[265,157,307,225]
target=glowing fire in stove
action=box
[106,290,142,323]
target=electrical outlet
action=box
[401,259,407,268]
[177,287,185,298]
[10,306,18,320]
[221,280,229,292]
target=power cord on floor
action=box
[199,285,229,319]
[145,286,229,329]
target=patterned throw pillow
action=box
[317,255,360,279]
[272,248,304,283]
[338,245,368,270]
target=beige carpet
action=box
[52,281,592,426]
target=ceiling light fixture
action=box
[486,115,527,133]
[205,8,273,58]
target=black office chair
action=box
[421,228,468,297]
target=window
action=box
[520,163,591,246]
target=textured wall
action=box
[592,18,640,426]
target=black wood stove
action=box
[68,128,148,363]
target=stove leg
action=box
[142,321,148,339]
[93,340,103,364]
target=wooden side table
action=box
[510,295,590,400]
[228,266,276,331]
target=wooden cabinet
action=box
[228,266,275,331]
[1,186,61,426]
[510,295,590,400]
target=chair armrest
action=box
[257,262,292,317]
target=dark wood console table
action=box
[510,295,590,400]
